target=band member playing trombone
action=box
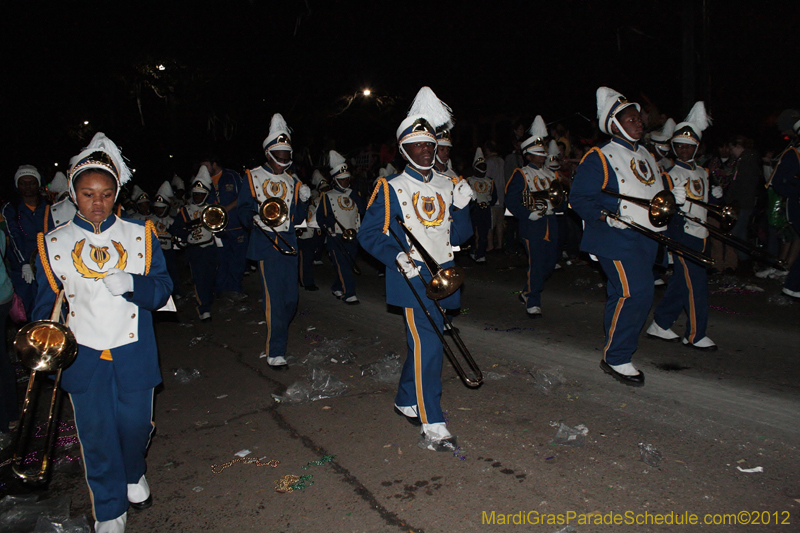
[505,115,560,318]
[172,166,219,321]
[571,87,685,387]
[359,87,474,451]
[647,102,719,351]
[467,147,496,263]
[239,113,310,368]
[297,170,327,292]
[33,133,172,533]
[319,150,365,304]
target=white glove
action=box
[606,214,632,230]
[528,211,543,222]
[671,185,687,205]
[396,252,420,279]
[711,185,723,199]
[21,264,34,284]
[452,180,475,209]
[103,268,134,296]
[298,184,311,203]
[253,214,270,232]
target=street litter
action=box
[530,367,565,394]
[553,526,577,533]
[736,466,763,473]
[172,368,202,383]
[0,495,71,533]
[302,454,335,469]
[192,486,204,492]
[235,449,252,457]
[303,338,354,365]
[33,515,91,533]
[360,352,403,383]
[216,394,228,399]
[281,367,348,404]
[638,443,663,467]
[552,424,588,447]
[189,334,210,347]
[768,294,793,306]
[275,474,314,493]
[482,371,505,380]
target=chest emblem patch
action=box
[412,192,446,227]
[263,180,288,200]
[73,239,128,280]
[630,158,656,185]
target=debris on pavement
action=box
[303,338,354,365]
[302,454,336,469]
[552,423,588,447]
[360,352,403,383]
[275,474,314,493]
[33,515,91,533]
[0,495,71,533]
[281,367,348,404]
[638,443,663,467]
[172,367,202,383]
[736,466,763,473]
[530,367,565,394]
[188,333,210,347]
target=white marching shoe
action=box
[646,321,680,342]
[128,475,152,511]
[683,336,718,351]
[419,422,457,452]
[95,512,127,533]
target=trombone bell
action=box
[427,266,466,300]
[259,198,289,227]
[202,206,229,232]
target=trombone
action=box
[12,291,78,483]
[387,216,482,388]
[521,180,566,214]
[185,205,229,233]
[323,220,361,276]
[685,198,738,232]
[602,189,715,266]
[256,198,298,256]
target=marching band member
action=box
[47,171,78,230]
[297,170,326,291]
[2,165,49,320]
[467,147,496,263]
[570,87,684,387]
[129,185,152,221]
[769,109,800,300]
[169,174,185,218]
[318,150,365,304]
[434,129,457,178]
[239,113,310,368]
[647,102,718,350]
[200,156,248,300]
[359,86,473,451]
[649,118,676,173]
[172,167,218,321]
[505,115,560,318]
[152,181,181,298]
[33,133,172,533]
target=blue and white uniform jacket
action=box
[318,187,365,236]
[666,161,712,240]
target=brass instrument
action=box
[521,180,566,214]
[12,291,78,483]
[256,198,298,256]
[387,217,482,388]
[185,205,229,232]
[685,198,738,232]
[477,202,489,209]
[602,189,715,266]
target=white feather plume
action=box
[528,115,547,139]
[385,163,396,175]
[329,150,347,170]
[596,87,620,120]
[684,101,711,133]
[84,132,133,186]
[49,171,69,194]
[269,113,291,136]
[408,87,453,129]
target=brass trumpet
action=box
[12,291,78,483]
[388,217,482,388]
[185,205,229,232]
[257,198,298,256]
[602,189,715,266]
[685,198,738,232]
[521,180,566,213]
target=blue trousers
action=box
[396,302,445,424]
[298,231,322,287]
[185,245,218,315]
[328,236,358,298]
[258,255,298,358]
[654,236,709,342]
[162,249,182,297]
[215,229,248,293]
[70,360,154,522]
[521,215,559,307]
[471,206,492,260]
[598,253,656,366]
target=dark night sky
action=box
[2,0,799,193]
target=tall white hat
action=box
[131,185,149,204]
[48,171,69,194]
[650,118,676,144]
[473,147,486,169]
[191,165,213,194]
[672,102,711,146]
[171,174,185,190]
[596,87,641,139]
[396,87,453,146]
[154,180,174,208]
[262,113,292,152]
[67,132,132,201]
[521,116,548,156]
[329,150,351,180]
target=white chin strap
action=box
[435,154,449,165]
[610,117,639,143]
[400,144,436,172]
[671,141,698,163]
[268,150,293,168]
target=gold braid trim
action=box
[366,178,391,234]
[43,205,51,233]
[37,233,59,294]
[145,220,156,275]
[582,147,609,190]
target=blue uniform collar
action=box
[611,136,639,151]
[675,159,696,171]
[74,213,118,234]
[261,164,286,176]
[404,165,433,183]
